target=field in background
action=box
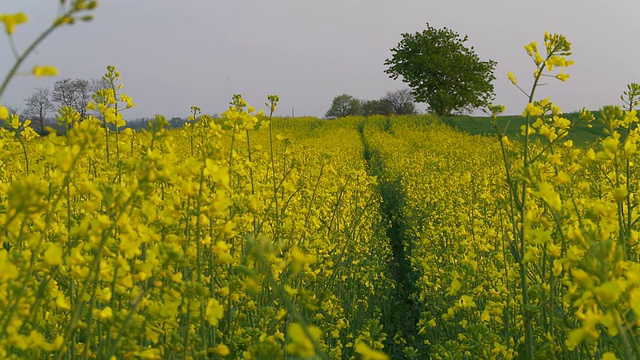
[442,111,608,146]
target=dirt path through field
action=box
[358,119,424,358]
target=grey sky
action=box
[1,1,639,119]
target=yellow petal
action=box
[32,65,58,77]
[43,244,63,267]
[205,298,224,326]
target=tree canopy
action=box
[384,24,496,116]
[362,99,393,117]
[325,94,362,118]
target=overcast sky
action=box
[1,1,639,119]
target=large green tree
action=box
[325,94,362,118]
[384,24,496,116]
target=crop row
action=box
[365,111,640,359]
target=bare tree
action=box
[24,88,53,134]
[51,79,75,108]
[90,78,109,93]
[74,79,91,119]
[385,88,416,115]
[6,106,20,117]
[51,78,92,119]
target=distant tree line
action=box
[325,89,417,119]
[21,78,103,134]
[16,78,192,134]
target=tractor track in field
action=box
[358,119,425,359]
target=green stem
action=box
[0,20,59,100]
[246,128,257,235]
[268,108,279,226]
[17,134,29,173]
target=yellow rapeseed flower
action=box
[355,341,389,360]
[205,298,224,326]
[523,103,543,117]
[134,348,161,360]
[613,186,628,202]
[535,182,562,212]
[213,344,230,356]
[285,322,322,357]
[593,281,623,306]
[0,12,27,35]
[0,250,18,281]
[32,65,58,77]
[43,243,63,267]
